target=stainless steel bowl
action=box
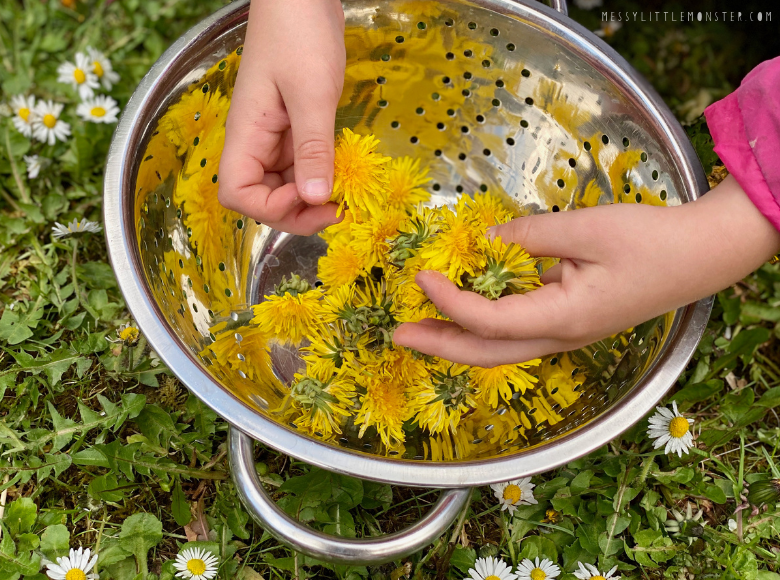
[104,0,712,563]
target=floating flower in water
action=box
[471,360,540,408]
[251,275,321,345]
[490,477,537,514]
[57,52,100,99]
[516,557,561,580]
[51,218,102,240]
[573,562,619,580]
[24,154,41,179]
[77,95,120,124]
[86,46,120,91]
[32,100,71,145]
[173,547,219,580]
[44,547,98,580]
[10,94,36,138]
[386,156,430,210]
[466,556,518,580]
[647,401,694,457]
[331,128,391,215]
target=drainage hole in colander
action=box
[483,149,491,156]
[339,437,349,444]
[583,140,591,151]
[446,51,454,60]
[652,169,659,180]
[362,442,372,449]
[388,450,399,455]
[434,149,442,156]
[472,438,482,444]
[447,108,456,116]
[641,151,648,162]
[490,27,499,36]
[552,205,560,212]
[458,153,466,160]
[520,120,529,128]
[381,53,390,61]
[464,49,473,57]
[463,71,472,80]
[456,185,464,193]
[660,189,667,200]
[431,92,440,100]
[432,183,441,191]
[623,137,630,147]
[192,303,198,313]
[482,59,491,68]
[461,125,469,133]
[445,18,453,26]
[416,107,424,115]
[507,43,516,51]
[479,184,488,192]
[203,283,209,294]
[462,89,471,97]
[506,137,515,146]
[521,68,531,77]
[442,75,451,84]
[410,136,418,144]
[417,21,426,30]
[525,97,534,106]
[436,122,445,130]
[556,179,565,189]
[314,279,323,288]
[378,99,388,107]
[568,158,577,168]
[495,79,504,88]
[391,120,399,128]
[395,35,404,43]
[376,76,386,84]
[468,21,476,29]
[476,114,485,123]
[624,184,631,194]
[602,134,610,144]
[492,98,501,107]
[236,219,244,229]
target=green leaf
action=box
[707,328,770,379]
[88,473,125,502]
[685,116,719,175]
[0,309,34,345]
[671,379,723,403]
[570,470,594,495]
[4,498,37,537]
[449,545,477,574]
[119,513,164,576]
[171,480,191,526]
[39,525,70,561]
[135,404,180,450]
[757,386,780,408]
[517,535,558,562]
[77,261,118,289]
[360,481,393,509]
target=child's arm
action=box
[218,0,346,235]
[392,175,780,366]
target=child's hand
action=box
[218,0,346,235]
[393,176,780,366]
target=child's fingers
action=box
[392,321,565,367]
[265,202,342,236]
[414,270,573,341]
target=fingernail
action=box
[302,179,331,203]
[486,226,498,241]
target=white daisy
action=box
[573,0,603,8]
[490,477,537,514]
[51,218,103,240]
[573,562,619,580]
[77,95,120,124]
[516,557,561,580]
[647,401,694,457]
[86,46,121,91]
[467,556,518,580]
[24,154,42,179]
[57,52,100,99]
[44,546,98,580]
[31,100,71,145]
[594,21,622,38]
[10,95,37,138]
[173,547,219,580]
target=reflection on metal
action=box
[105,0,711,488]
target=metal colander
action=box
[105,0,711,564]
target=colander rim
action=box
[104,0,712,487]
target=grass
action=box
[1,0,780,579]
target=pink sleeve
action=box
[703,56,780,232]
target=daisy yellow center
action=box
[591,576,606,580]
[73,68,87,84]
[65,570,87,580]
[530,569,547,580]
[119,327,139,342]
[91,106,106,118]
[187,558,207,575]
[503,484,522,504]
[669,416,689,438]
[43,114,57,128]
[485,576,501,580]
[18,107,30,122]
[93,61,104,77]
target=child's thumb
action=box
[284,80,340,206]
[488,209,598,259]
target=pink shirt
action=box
[704,56,780,232]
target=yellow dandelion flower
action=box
[160,86,228,156]
[354,371,412,447]
[301,324,370,378]
[387,156,431,211]
[379,347,429,385]
[457,192,514,226]
[318,284,357,322]
[332,128,391,215]
[317,241,366,289]
[350,208,407,269]
[470,360,541,408]
[469,236,541,299]
[408,363,475,435]
[578,178,607,208]
[418,207,488,283]
[251,289,321,345]
[608,150,643,203]
[206,324,275,383]
[534,77,592,132]
[539,354,585,409]
[288,366,356,438]
[319,210,355,245]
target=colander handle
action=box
[229,427,472,565]
[546,0,569,16]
